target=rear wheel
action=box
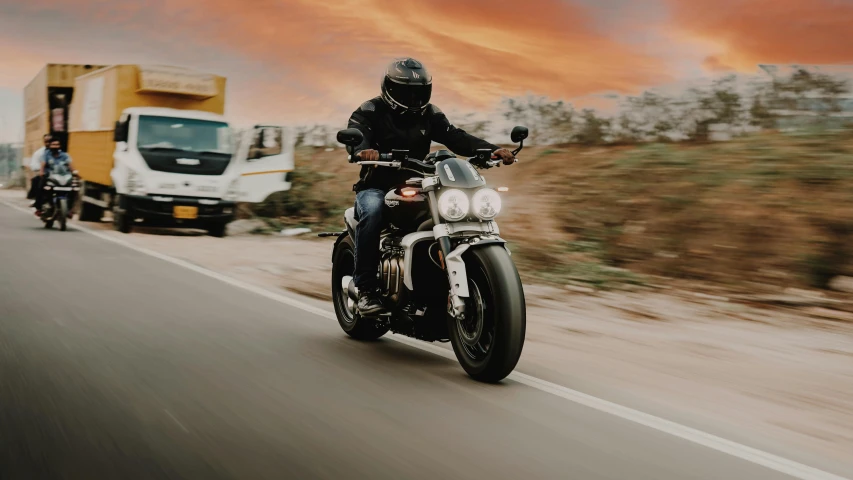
[58,198,68,231]
[207,222,227,238]
[332,235,389,341]
[448,245,526,383]
[78,182,104,222]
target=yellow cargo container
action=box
[67,65,227,186]
[23,64,106,167]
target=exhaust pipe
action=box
[342,275,358,301]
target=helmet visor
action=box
[385,81,432,111]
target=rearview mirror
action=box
[337,128,364,147]
[248,126,283,160]
[113,121,128,143]
[511,126,528,143]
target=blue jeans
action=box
[353,189,386,291]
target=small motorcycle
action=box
[40,167,80,231]
[321,125,529,383]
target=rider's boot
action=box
[357,288,385,317]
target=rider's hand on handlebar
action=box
[492,148,516,165]
[358,149,380,162]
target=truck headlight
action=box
[127,169,146,195]
[437,188,469,222]
[471,188,502,220]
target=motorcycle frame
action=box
[341,174,510,319]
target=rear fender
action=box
[331,231,350,263]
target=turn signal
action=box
[401,188,418,197]
[497,186,509,192]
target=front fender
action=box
[444,237,509,299]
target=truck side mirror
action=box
[113,121,128,143]
[248,126,283,161]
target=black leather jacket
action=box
[347,97,499,192]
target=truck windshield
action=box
[137,116,233,154]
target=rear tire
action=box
[207,222,227,238]
[58,198,68,231]
[78,182,104,222]
[332,235,389,341]
[448,245,526,383]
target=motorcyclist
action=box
[346,57,516,316]
[28,134,53,207]
[35,139,76,216]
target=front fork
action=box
[427,191,469,319]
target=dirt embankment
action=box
[255,129,853,294]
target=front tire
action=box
[113,194,132,234]
[448,245,526,383]
[58,198,68,231]
[332,235,389,341]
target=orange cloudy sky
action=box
[0,0,851,141]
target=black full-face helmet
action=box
[380,57,433,115]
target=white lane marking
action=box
[164,409,189,433]
[0,199,847,480]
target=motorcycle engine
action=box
[379,237,405,304]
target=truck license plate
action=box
[173,206,198,219]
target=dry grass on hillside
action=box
[247,128,853,290]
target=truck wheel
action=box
[206,222,227,238]
[113,195,132,234]
[78,182,104,222]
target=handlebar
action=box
[358,160,401,168]
[351,153,437,173]
[349,151,517,171]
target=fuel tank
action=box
[385,186,430,231]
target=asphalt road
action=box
[0,202,811,480]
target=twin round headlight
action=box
[438,188,503,222]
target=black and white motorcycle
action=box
[40,167,80,231]
[321,126,529,383]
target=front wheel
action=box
[331,235,389,341]
[448,245,526,383]
[58,198,68,231]
[113,195,132,234]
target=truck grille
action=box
[139,150,230,176]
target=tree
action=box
[456,113,492,139]
[617,91,679,142]
[573,109,611,145]
[500,95,574,145]
[679,75,744,142]
[770,68,850,115]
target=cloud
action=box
[666,0,853,70]
[702,56,734,73]
[0,0,670,126]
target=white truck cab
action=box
[105,109,292,235]
[64,64,292,236]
